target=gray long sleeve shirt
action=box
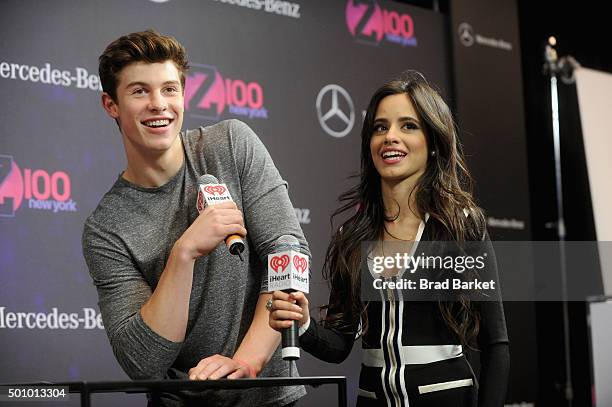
[82,119,308,406]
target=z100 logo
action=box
[185,64,268,120]
[345,0,417,47]
[0,155,77,217]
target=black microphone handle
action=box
[281,289,300,360]
[282,320,299,345]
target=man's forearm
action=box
[140,244,195,342]
[233,293,281,375]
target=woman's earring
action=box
[430,150,437,157]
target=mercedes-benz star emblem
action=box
[316,84,355,138]
[458,22,474,47]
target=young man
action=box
[82,30,308,406]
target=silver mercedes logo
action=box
[458,22,474,47]
[316,84,355,138]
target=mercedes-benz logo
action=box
[458,22,474,47]
[316,84,355,138]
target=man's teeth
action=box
[143,119,170,127]
[382,151,406,159]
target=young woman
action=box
[268,71,509,406]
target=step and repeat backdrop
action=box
[1,0,531,405]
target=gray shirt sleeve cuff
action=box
[111,312,183,379]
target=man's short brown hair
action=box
[99,29,189,102]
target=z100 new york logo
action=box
[184,64,268,121]
[0,155,77,217]
[345,0,417,47]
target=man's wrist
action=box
[171,239,199,263]
[232,357,257,378]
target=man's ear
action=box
[101,92,119,119]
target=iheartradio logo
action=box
[270,255,290,273]
[293,256,307,273]
[267,250,309,293]
[204,185,226,196]
[197,182,232,212]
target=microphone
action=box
[268,235,309,360]
[196,174,246,261]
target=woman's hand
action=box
[267,291,309,331]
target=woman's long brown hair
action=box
[321,71,487,348]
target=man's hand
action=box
[188,354,253,380]
[175,201,246,260]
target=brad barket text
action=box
[373,278,496,291]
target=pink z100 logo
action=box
[346,0,417,47]
[0,155,77,217]
[184,64,268,120]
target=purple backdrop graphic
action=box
[0,0,529,405]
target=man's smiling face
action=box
[102,60,184,158]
